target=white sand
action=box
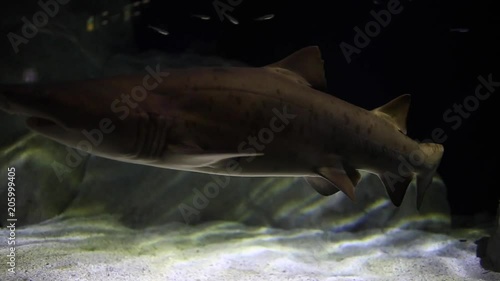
[1,216,498,281]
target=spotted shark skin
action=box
[0,46,443,208]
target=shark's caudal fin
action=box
[379,143,444,209]
[373,94,444,208]
[377,143,443,208]
[415,142,444,209]
[265,46,327,91]
[372,94,413,206]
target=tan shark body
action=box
[0,46,443,208]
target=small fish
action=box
[450,28,470,33]
[254,14,274,21]
[22,68,38,83]
[148,25,169,36]
[191,14,211,20]
[226,13,239,25]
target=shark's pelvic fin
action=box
[316,167,356,201]
[373,94,411,134]
[266,46,327,91]
[305,177,340,196]
[307,163,360,198]
[343,162,362,186]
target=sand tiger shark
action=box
[0,46,443,208]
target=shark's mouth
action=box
[26,117,59,128]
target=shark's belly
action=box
[122,152,316,177]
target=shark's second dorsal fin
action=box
[266,46,327,91]
[372,94,411,135]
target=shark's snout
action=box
[25,116,73,144]
[0,84,78,129]
[0,84,46,117]
[0,91,12,113]
[0,84,72,135]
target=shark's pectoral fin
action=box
[176,152,264,168]
[315,167,356,201]
[372,94,411,134]
[305,177,340,196]
[168,142,263,167]
[378,173,414,207]
[265,46,327,91]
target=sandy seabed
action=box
[1,216,498,281]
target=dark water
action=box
[0,0,499,280]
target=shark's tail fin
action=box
[372,95,444,209]
[416,143,444,209]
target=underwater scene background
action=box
[0,0,499,280]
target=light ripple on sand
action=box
[0,216,498,281]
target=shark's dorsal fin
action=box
[372,94,411,134]
[266,46,327,91]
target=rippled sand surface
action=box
[1,216,498,281]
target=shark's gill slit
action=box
[131,112,170,160]
[142,113,156,158]
[148,112,167,159]
[155,115,169,160]
[130,112,148,159]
